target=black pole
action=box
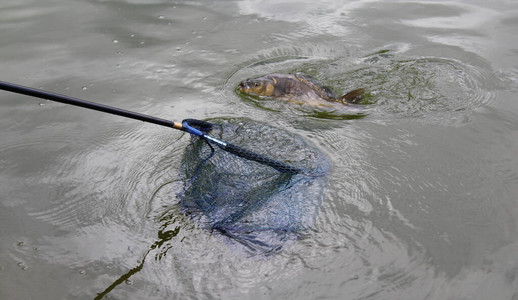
[0,81,183,130]
[0,80,304,174]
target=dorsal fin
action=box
[339,88,365,104]
[294,72,337,101]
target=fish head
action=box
[238,76,276,97]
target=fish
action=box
[238,72,364,107]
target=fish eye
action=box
[254,82,261,87]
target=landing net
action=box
[179,118,329,254]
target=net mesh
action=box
[179,118,329,254]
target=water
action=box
[1,0,518,299]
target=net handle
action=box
[0,80,184,130]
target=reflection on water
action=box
[1,0,518,299]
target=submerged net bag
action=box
[179,118,329,254]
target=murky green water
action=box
[2,0,518,299]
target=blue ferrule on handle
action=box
[182,121,204,137]
[182,120,227,148]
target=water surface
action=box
[1,0,518,299]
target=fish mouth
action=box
[238,80,250,91]
[239,80,248,88]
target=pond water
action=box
[1,0,518,299]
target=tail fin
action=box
[339,88,365,104]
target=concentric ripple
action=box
[339,53,499,125]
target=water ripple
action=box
[342,54,500,125]
[226,46,500,126]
